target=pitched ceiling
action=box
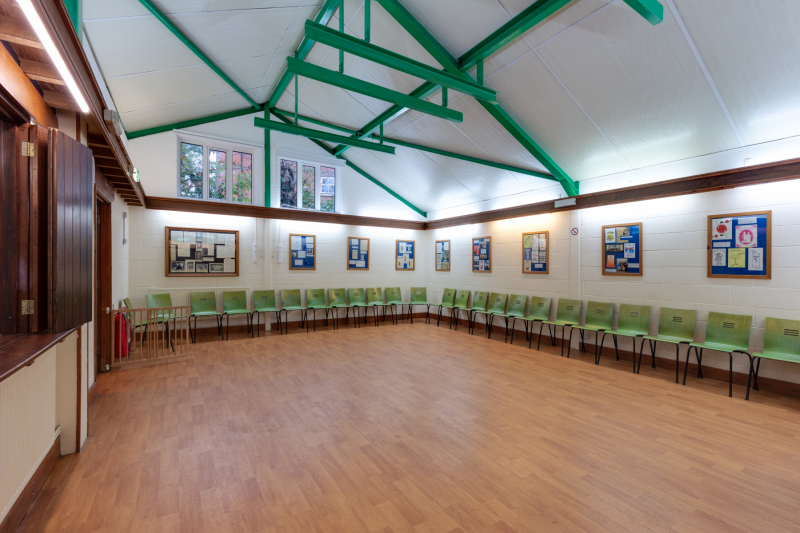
[84,0,800,215]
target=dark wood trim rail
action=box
[0,327,76,384]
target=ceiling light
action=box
[17,0,89,114]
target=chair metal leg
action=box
[596,333,607,364]
[226,314,230,340]
[754,358,762,391]
[537,322,545,351]
[744,354,754,400]
[675,343,680,383]
[632,337,637,373]
[728,352,733,398]
[613,335,619,360]
[566,327,576,358]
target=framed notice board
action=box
[435,239,450,271]
[289,233,315,270]
[396,240,415,270]
[602,223,642,276]
[523,231,548,274]
[472,236,491,272]
[165,227,239,277]
[707,210,771,279]
[347,237,370,270]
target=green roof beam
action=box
[623,0,664,25]
[126,107,263,140]
[271,108,357,135]
[286,57,462,123]
[266,0,340,109]
[304,20,497,102]
[254,116,396,154]
[137,0,259,109]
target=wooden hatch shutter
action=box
[48,129,93,332]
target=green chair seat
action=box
[570,301,614,359]
[252,290,281,337]
[221,291,251,340]
[189,292,222,343]
[521,296,551,350]
[280,289,307,333]
[145,293,182,319]
[638,307,696,379]
[327,289,348,329]
[348,289,367,328]
[689,340,747,353]
[366,288,386,307]
[494,294,526,344]
[436,289,457,327]
[384,287,403,325]
[749,318,800,399]
[407,287,432,324]
[450,290,471,330]
[604,304,651,371]
[542,299,582,357]
[465,291,490,335]
[753,351,800,364]
[306,289,331,331]
[192,310,221,317]
[483,293,508,340]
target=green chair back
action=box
[410,287,427,304]
[487,293,507,315]
[528,296,551,321]
[190,291,217,315]
[330,288,348,307]
[657,307,697,342]
[440,288,456,306]
[506,294,527,318]
[349,288,366,306]
[146,293,172,308]
[556,299,582,323]
[280,289,302,308]
[471,291,489,312]
[585,301,614,329]
[763,318,800,356]
[617,304,651,335]
[706,311,751,351]
[253,290,277,311]
[223,291,248,313]
[307,289,326,307]
[385,287,402,305]
[366,288,384,305]
[453,290,470,308]
[123,297,134,309]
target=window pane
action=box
[280,159,298,208]
[232,151,252,203]
[320,166,335,213]
[208,150,227,200]
[302,165,315,209]
[180,143,203,198]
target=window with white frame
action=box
[178,136,257,205]
[279,155,338,212]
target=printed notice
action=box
[738,217,757,225]
[712,218,732,240]
[184,232,196,243]
[524,260,531,272]
[530,235,539,251]
[728,248,746,268]
[360,239,368,249]
[224,234,235,246]
[748,248,764,271]
[540,235,546,250]
[356,261,365,268]
[534,263,543,269]
[294,259,303,267]
[443,241,449,251]
[297,251,306,258]
[524,235,532,248]
[306,236,314,245]
[217,245,227,258]
[713,242,731,248]
[711,248,726,267]
[736,225,757,248]
[177,243,191,257]
[351,250,358,260]
[171,231,184,244]
[291,236,302,250]
[224,258,235,272]
[624,243,636,258]
[399,242,406,254]
[605,228,616,243]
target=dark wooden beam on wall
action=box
[19,58,64,86]
[95,166,115,204]
[42,90,81,112]
[0,43,58,128]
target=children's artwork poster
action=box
[707,211,771,279]
[166,227,238,276]
[522,231,548,274]
[347,237,370,270]
[602,223,642,276]
[472,236,492,273]
[289,233,315,270]
[436,240,450,271]
[396,240,415,271]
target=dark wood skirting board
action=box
[0,328,76,384]
[0,435,60,533]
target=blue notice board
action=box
[708,211,771,279]
[523,231,548,274]
[603,223,642,276]
[396,240,415,270]
[347,237,370,270]
[473,236,492,272]
[289,233,315,270]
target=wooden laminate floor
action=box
[17,322,800,532]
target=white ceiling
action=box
[85,0,800,215]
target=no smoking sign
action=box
[571,228,579,236]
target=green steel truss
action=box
[126,107,262,139]
[254,116,396,154]
[622,0,664,25]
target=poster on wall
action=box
[289,233,315,270]
[522,231,548,274]
[396,240,415,270]
[347,237,370,270]
[707,211,771,279]
[472,236,492,272]
[435,239,450,271]
[601,223,642,276]
[166,227,239,277]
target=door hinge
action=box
[21,142,34,157]
[21,300,34,315]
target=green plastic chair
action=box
[306,289,331,332]
[385,287,402,325]
[252,290,280,337]
[570,301,614,359]
[491,294,526,344]
[484,293,508,340]
[122,297,161,349]
[145,294,180,346]
[348,288,367,328]
[280,289,306,334]
[189,291,222,343]
[451,290,470,331]
[436,288,457,328]
[748,318,800,400]
[406,287,432,324]
[521,296,551,350]
[366,288,386,326]
[639,307,697,380]
[687,312,752,398]
[329,288,349,329]
[467,291,490,335]
[543,299,582,357]
[602,304,651,372]
[222,291,250,340]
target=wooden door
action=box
[94,199,111,373]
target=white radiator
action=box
[0,348,60,525]
[147,287,251,313]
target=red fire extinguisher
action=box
[114,312,129,359]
